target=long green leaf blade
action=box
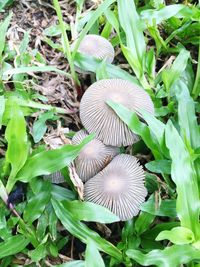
[0,235,29,259]
[165,120,200,239]
[5,100,29,193]
[126,245,200,267]
[51,198,122,262]
[16,134,94,182]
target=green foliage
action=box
[126,245,200,267]
[0,0,199,266]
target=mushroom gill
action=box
[80,78,154,146]
[72,129,119,182]
[84,154,147,221]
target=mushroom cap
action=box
[80,79,154,147]
[84,154,147,221]
[78,34,114,63]
[72,129,119,182]
[44,171,65,184]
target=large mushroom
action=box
[72,129,119,182]
[80,78,154,147]
[84,154,147,221]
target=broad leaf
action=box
[0,235,29,259]
[156,226,194,245]
[62,200,119,223]
[126,245,200,267]
[5,100,29,193]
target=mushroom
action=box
[84,154,147,221]
[77,34,114,63]
[72,129,119,182]
[80,78,154,146]
[44,171,65,184]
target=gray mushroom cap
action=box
[44,171,65,184]
[77,34,115,63]
[80,79,154,147]
[72,129,119,182]
[84,154,147,221]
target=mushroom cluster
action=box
[72,35,154,220]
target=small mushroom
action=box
[72,129,119,182]
[80,79,154,146]
[84,154,147,221]
[44,171,65,184]
[77,34,115,63]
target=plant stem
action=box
[53,0,79,86]
[192,42,200,100]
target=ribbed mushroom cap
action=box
[72,129,119,182]
[78,34,114,63]
[80,79,154,147]
[44,171,65,184]
[84,154,147,221]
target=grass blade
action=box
[3,66,71,79]
[165,120,200,239]
[0,13,12,64]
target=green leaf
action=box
[107,101,161,159]
[32,111,58,143]
[51,184,76,201]
[0,0,13,11]
[141,5,194,26]
[141,194,177,218]
[0,13,12,63]
[117,0,145,68]
[174,80,200,149]
[23,182,51,224]
[0,235,29,259]
[62,200,119,223]
[43,23,70,36]
[165,120,200,239]
[126,245,200,267]
[145,160,171,174]
[3,66,71,79]
[51,198,122,261]
[29,243,47,262]
[139,109,168,157]
[85,239,105,267]
[162,49,190,93]
[16,134,94,182]
[0,95,5,129]
[135,212,155,236]
[74,52,140,86]
[156,226,194,245]
[5,100,29,193]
